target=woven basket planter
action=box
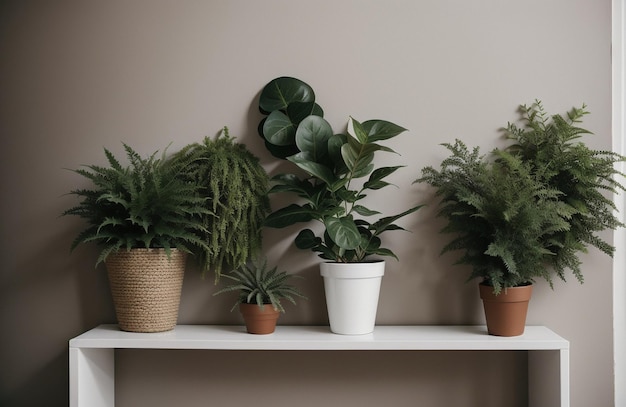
[105,248,186,333]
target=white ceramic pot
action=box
[320,261,385,335]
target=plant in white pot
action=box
[63,143,212,332]
[258,76,422,335]
[416,102,625,336]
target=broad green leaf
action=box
[288,153,336,186]
[324,216,361,250]
[341,140,376,178]
[259,77,315,113]
[263,111,296,146]
[263,139,299,160]
[371,204,424,235]
[268,174,315,197]
[329,177,349,193]
[367,166,402,183]
[295,116,333,161]
[372,247,398,260]
[328,133,348,173]
[352,205,381,216]
[364,166,403,189]
[265,204,315,228]
[295,229,322,249]
[287,102,324,124]
[362,120,407,142]
[347,117,369,144]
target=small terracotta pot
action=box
[479,283,533,337]
[239,303,280,334]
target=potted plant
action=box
[213,259,307,334]
[504,100,625,283]
[417,102,625,336]
[63,143,212,332]
[170,127,271,282]
[258,76,422,334]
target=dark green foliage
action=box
[63,144,212,266]
[213,259,307,312]
[504,100,625,283]
[417,140,574,294]
[171,128,271,282]
[259,76,423,263]
[417,101,625,294]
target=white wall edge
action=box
[613,1,625,406]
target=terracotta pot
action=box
[479,283,533,337]
[239,303,280,334]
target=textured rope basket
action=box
[105,248,186,333]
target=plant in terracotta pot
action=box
[213,259,307,334]
[258,76,423,334]
[416,102,625,336]
[63,143,212,332]
[170,127,271,282]
[416,140,574,335]
[504,100,625,283]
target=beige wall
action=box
[0,1,614,406]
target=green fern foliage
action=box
[505,100,625,283]
[63,144,212,266]
[172,128,270,281]
[417,101,625,294]
[213,259,307,312]
[418,140,574,294]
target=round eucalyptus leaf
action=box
[295,116,333,161]
[263,110,296,146]
[288,102,324,125]
[259,77,315,114]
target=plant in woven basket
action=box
[213,259,307,312]
[504,100,625,284]
[63,143,212,266]
[171,127,270,282]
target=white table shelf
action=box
[69,324,569,407]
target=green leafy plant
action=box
[171,128,270,281]
[213,259,307,312]
[63,143,212,266]
[417,102,625,294]
[504,100,625,283]
[259,76,422,263]
[417,140,574,294]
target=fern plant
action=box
[171,128,270,282]
[417,102,625,294]
[213,259,307,312]
[63,143,212,266]
[417,140,574,294]
[504,100,625,284]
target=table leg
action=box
[70,347,115,407]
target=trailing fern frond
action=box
[171,127,270,282]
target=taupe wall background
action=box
[0,1,615,406]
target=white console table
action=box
[69,324,569,407]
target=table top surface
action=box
[69,324,569,351]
